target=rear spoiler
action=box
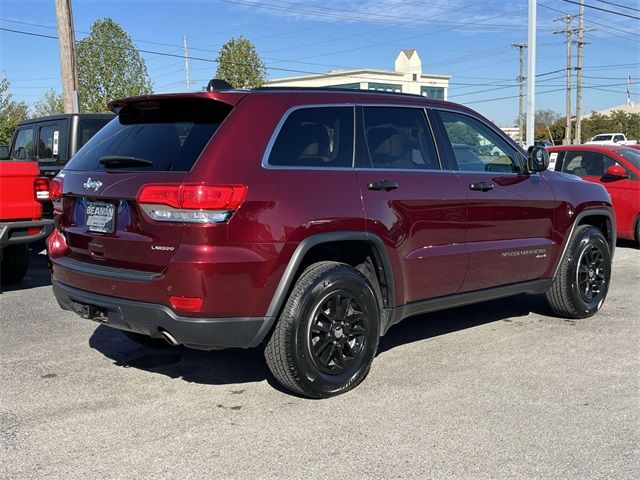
[108,91,248,114]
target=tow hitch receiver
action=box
[71,301,107,321]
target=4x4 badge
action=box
[83,178,103,192]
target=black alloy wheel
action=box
[576,244,607,304]
[264,261,380,398]
[546,224,612,319]
[308,291,367,375]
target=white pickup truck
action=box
[585,133,638,145]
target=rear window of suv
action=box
[65,98,233,172]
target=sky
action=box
[1,0,638,126]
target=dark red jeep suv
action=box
[48,87,615,397]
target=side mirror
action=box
[605,164,628,178]
[526,146,549,173]
[0,145,9,160]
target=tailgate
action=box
[55,96,235,273]
[0,161,41,221]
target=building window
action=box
[327,83,361,90]
[420,86,445,100]
[367,82,402,93]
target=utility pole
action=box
[555,15,576,145]
[574,2,593,144]
[55,0,79,113]
[183,35,194,92]
[512,43,527,145]
[526,0,537,148]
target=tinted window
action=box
[37,125,59,160]
[77,118,111,149]
[615,148,640,169]
[613,135,624,142]
[592,135,612,141]
[439,110,521,173]
[268,107,354,168]
[66,99,232,172]
[362,107,439,170]
[11,128,34,160]
[562,151,622,177]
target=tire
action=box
[546,225,611,319]
[121,330,172,349]
[1,244,29,285]
[635,215,640,246]
[264,261,380,398]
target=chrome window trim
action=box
[261,102,448,172]
[261,104,356,170]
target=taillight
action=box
[34,177,50,200]
[47,230,70,258]
[50,177,63,212]
[169,296,203,312]
[137,184,247,223]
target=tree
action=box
[215,37,267,88]
[0,75,29,145]
[581,111,640,141]
[33,89,64,117]
[76,18,153,112]
[533,109,562,141]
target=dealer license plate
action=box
[85,201,115,233]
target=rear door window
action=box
[11,127,34,160]
[362,107,439,170]
[65,99,233,172]
[37,124,60,162]
[267,106,354,168]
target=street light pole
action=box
[526,0,537,148]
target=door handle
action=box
[368,180,399,191]
[469,182,495,192]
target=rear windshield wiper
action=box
[99,156,154,168]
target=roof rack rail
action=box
[252,86,428,99]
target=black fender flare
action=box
[253,231,397,344]
[552,207,616,279]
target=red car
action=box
[548,145,640,242]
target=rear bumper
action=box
[0,219,54,249]
[52,281,273,350]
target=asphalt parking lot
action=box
[1,244,638,479]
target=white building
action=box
[500,126,521,143]
[266,50,450,100]
[584,102,640,117]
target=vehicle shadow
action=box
[377,293,551,355]
[88,293,552,389]
[89,325,270,386]
[616,239,639,250]
[1,248,51,293]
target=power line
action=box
[593,0,640,12]
[539,3,640,37]
[560,0,640,20]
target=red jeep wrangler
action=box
[0,160,53,284]
[48,88,615,397]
